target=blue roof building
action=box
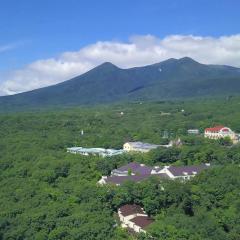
[67,147,124,157]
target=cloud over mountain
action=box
[1,34,240,96]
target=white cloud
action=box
[0,42,22,53]
[1,34,240,96]
[0,45,13,53]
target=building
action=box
[123,141,172,153]
[98,162,210,186]
[98,175,151,186]
[156,164,210,181]
[67,147,124,157]
[111,162,152,176]
[118,204,154,233]
[168,138,182,147]
[129,216,154,233]
[123,142,160,153]
[67,140,173,157]
[98,162,154,186]
[187,129,200,135]
[204,125,239,144]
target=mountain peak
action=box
[163,58,178,63]
[152,57,199,67]
[1,57,240,110]
[98,62,118,69]
[178,57,200,64]
[89,62,119,74]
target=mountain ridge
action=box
[1,57,240,110]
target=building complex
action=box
[98,162,210,186]
[67,140,174,157]
[204,125,239,144]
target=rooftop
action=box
[67,147,124,155]
[125,142,159,150]
[100,163,211,186]
[205,125,225,132]
[130,216,154,229]
[105,172,169,185]
[168,164,209,177]
[119,204,145,217]
[105,175,150,185]
[114,162,153,175]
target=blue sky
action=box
[1,0,239,70]
[0,0,240,95]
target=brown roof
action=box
[130,216,154,229]
[119,204,145,217]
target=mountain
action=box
[1,57,240,109]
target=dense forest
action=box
[0,97,240,239]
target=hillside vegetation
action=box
[0,97,240,239]
[1,57,240,110]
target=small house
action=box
[118,204,154,233]
[187,129,200,135]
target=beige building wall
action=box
[118,209,148,233]
[123,143,133,152]
[204,127,237,142]
[123,142,151,153]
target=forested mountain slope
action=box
[1,57,240,110]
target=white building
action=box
[187,129,200,135]
[204,125,239,144]
[123,141,172,153]
[123,142,160,153]
[155,164,210,181]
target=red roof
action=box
[205,125,225,132]
[222,128,230,132]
